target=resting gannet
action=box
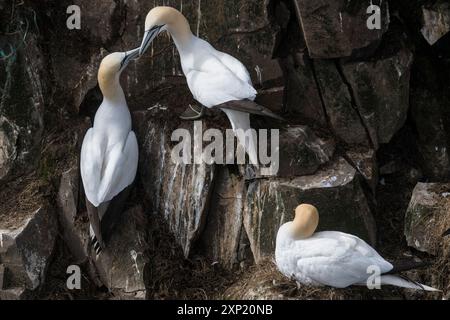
[139,6,283,166]
[80,49,140,255]
[275,204,440,291]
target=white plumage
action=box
[80,49,139,252]
[139,6,279,165]
[81,104,138,207]
[182,38,259,165]
[181,37,257,107]
[276,229,393,287]
[275,205,440,291]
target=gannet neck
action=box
[165,13,193,51]
[288,204,319,240]
[98,74,126,104]
[97,49,139,105]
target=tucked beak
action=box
[139,26,162,56]
[120,47,140,70]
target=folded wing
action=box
[213,50,254,86]
[81,130,138,207]
[290,232,393,288]
[187,55,257,108]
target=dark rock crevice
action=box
[308,58,334,136]
[334,60,375,149]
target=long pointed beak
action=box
[139,28,160,56]
[125,47,140,61]
[120,48,140,70]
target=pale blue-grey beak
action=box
[120,48,140,70]
[139,26,163,56]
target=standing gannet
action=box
[139,6,283,166]
[80,49,140,255]
[275,204,440,291]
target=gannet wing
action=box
[212,51,254,86]
[216,100,285,121]
[97,131,138,204]
[81,129,137,251]
[186,56,257,107]
[195,37,254,86]
[81,128,103,207]
[290,232,393,288]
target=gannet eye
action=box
[147,24,164,32]
[120,56,126,70]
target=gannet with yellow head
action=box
[275,204,440,291]
[139,6,283,166]
[80,49,140,255]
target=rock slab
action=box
[0,207,57,291]
[293,0,389,58]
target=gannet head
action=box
[288,204,319,240]
[98,48,140,95]
[98,48,140,80]
[140,6,191,56]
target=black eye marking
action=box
[146,24,165,32]
[120,52,129,70]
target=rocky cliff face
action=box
[0,0,449,299]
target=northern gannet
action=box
[139,6,283,166]
[80,49,140,255]
[275,204,440,291]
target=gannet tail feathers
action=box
[89,225,103,256]
[100,185,132,244]
[86,185,132,256]
[380,275,441,292]
[91,236,103,256]
[222,109,259,166]
[217,100,285,121]
[86,200,107,249]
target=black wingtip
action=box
[216,100,286,121]
[264,111,286,122]
[273,114,287,122]
[386,259,431,274]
